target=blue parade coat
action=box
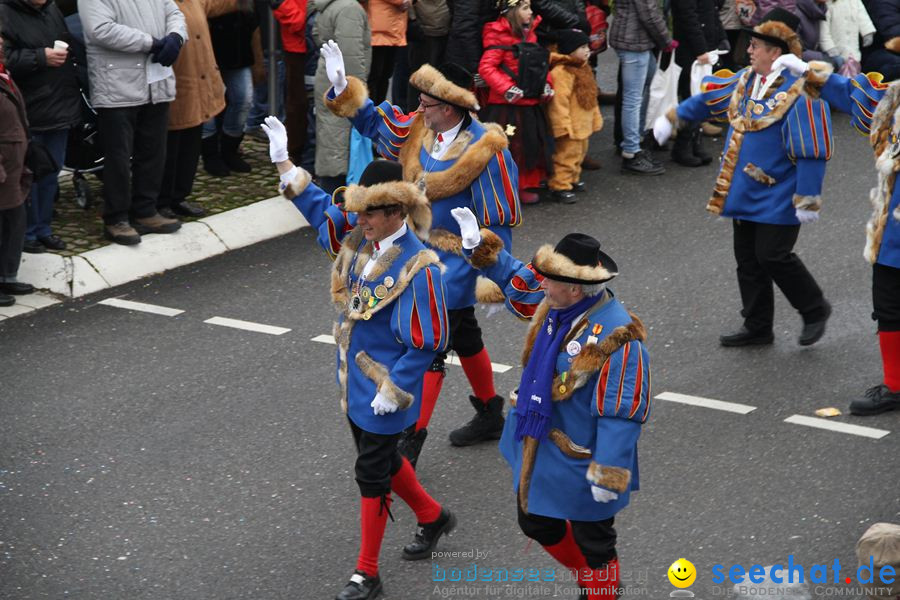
[288,176,450,434]
[465,241,651,521]
[327,82,522,309]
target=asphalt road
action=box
[2,104,899,599]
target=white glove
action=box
[451,207,481,249]
[653,114,673,146]
[321,39,348,95]
[772,53,809,77]
[260,115,289,163]
[542,83,554,99]
[591,486,619,503]
[795,208,820,224]
[370,393,398,415]
[504,85,524,103]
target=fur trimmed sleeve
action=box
[463,238,545,320]
[816,65,889,136]
[287,175,356,260]
[324,76,369,118]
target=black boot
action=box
[221,133,252,173]
[402,507,457,560]
[448,395,505,446]
[397,425,428,469]
[202,133,230,177]
[671,127,704,167]
[691,127,713,165]
[335,571,382,600]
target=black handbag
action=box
[25,140,61,180]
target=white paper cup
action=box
[53,40,69,51]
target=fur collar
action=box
[399,117,509,200]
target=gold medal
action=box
[361,287,371,300]
[753,103,764,115]
[384,276,394,288]
[558,385,567,394]
[374,285,388,299]
[775,91,787,101]
[363,312,372,320]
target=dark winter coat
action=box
[0,69,31,210]
[861,0,900,77]
[671,0,726,67]
[0,0,80,131]
[608,0,672,52]
[444,0,498,74]
[209,10,258,69]
[533,0,588,44]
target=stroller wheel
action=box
[74,176,93,210]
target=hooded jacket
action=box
[0,0,80,131]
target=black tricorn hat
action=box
[532,233,618,285]
[409,63,480,111]
[746,8,802,56]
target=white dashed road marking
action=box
[98,298,185,317]
[783,415,890,440]
[655,391,757,414]
[310,334,514,373]
[205,316,291,335]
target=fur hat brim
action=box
[409,64,480,112]
[747,21,802,57]
[343,181,433,240]
[532,244,618,284]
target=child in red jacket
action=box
[478,0,554,204]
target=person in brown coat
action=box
[157,0,252,219]
[546,29,602,203]
[0,29,35,306]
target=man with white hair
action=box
[450,207,651,600]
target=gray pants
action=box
[0,203,26,281]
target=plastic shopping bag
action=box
[346,128,374,185]
[690,51,726,96]
[645,54,681,128]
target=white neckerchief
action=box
[361,223,407,278]
[429,118,465,160]
[750,66,784,101]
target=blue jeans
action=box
[245,57,286,131]
[204,67,254,138]
[27,129,69,240]
[615,49,656,155]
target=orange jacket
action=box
[367,0,408,47]
[273,0,308,53]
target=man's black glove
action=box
[151,32,183,67]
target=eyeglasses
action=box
[418,98,445,110]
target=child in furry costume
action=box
[546,29,602,204]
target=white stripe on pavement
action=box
[205,316,291,335]
[655,391,757,414]
[783,415,890,440]
[310,335,514,373]
[99,298,185,317]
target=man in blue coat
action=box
[451,207,651,600]
[654,9,834,348]
[320,40,523,464]
[262,117,456,600]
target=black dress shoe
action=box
[0,281,34,295]
[335,571,382,600]
[571,181,586,193]
[799,301,831,346]
[551,190,577,204]
[402,507,457,560]
[23,239,45,254]
[39,235,67,250]
[849,384,900,416]
[0,292,14,307]
[719,326,774,347]
[171,201,206,217]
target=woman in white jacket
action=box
[819,0,876,66]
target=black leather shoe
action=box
[849,384,900,416]
[171,201,206,217]
[449,395,505,446]
[397,426,428,469]
[39,235,67,250]
[0,281,34,295]
[799,302,831,346]
[402,507,457,560]
[23,239,45,254]
[719,326,774,347]
[551,190,577,204]
[0,292,14,307]
[572,181,586,192]
[335,571,382,600]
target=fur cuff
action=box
[805,60,834,87]
[325,76,369,118]
[470,229,504,269]
[887,37,900,53]
[281,167,312,199]
[666,106,684,132]
[476,277,505,304]
[354,351,414,410]
[586,462,631,493]
[743,163,776,186]
[793,194,822,211]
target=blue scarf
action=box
[515,295,599,441]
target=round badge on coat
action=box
[566,340,582,356]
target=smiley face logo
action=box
[668,558,697,588]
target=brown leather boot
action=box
[132,213,181,235]
[105,222,141,245]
